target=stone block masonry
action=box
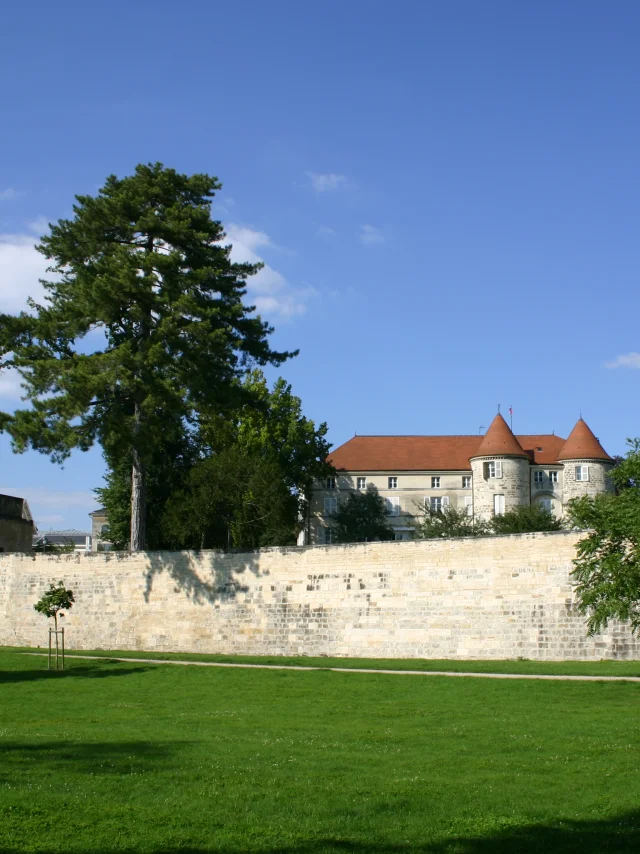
[1,531,638,660]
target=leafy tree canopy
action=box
[329,485,395,544]
[34,581,75,630]
[415,506,489,539]
[0,163,294,549]
[569,439,640,634]
[490,504,563,535]
[163,446,299,550]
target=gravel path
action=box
[19,652,640,682]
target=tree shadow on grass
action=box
[0,739,194,779]
[245,811,640,853]
[0,662,152,684]
[1,810,640,853]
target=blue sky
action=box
[1,0,639,531]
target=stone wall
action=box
[1,531,638,660]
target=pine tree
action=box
[0,163,294,549]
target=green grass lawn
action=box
[2,651,640,853]
[6,645,640,677]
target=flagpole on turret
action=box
[509,406,513,431]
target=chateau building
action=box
[309,415,614,543]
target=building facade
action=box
[32,529,92,552]
[0,494,34,553]
[309,415,614,543]
[89,508,113,551]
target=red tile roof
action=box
[329,433,567,472]
[557,419,613,462]
[472,413,527,458]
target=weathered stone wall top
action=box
[1,532,638,661]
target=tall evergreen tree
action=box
[97,369,332,549]
[0,163,293,549]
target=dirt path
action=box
[18,652,640,682]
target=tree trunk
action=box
[130,236,154,551]
[130,404,147,551]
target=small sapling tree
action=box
[34,580,75,631]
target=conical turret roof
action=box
[557,419,613,461]
[470,413,528,459]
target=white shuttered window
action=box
[487,461,503,479]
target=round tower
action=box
[470,413,530,522]
[559,418,614,504]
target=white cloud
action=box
[0,188,17,201]
[306,172,349,192]
[224,224,312,319]
[0,220,310,325]
[215,196,236,217]
[0,233,48,313]
[606,352,640,369]
[28,216,50,235]
[360,224,385,246]
[315,226,336,237]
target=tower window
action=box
[493,494,505,516]
[486,461,503,479]
[575,465,590,482]
[388,476,398,489]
